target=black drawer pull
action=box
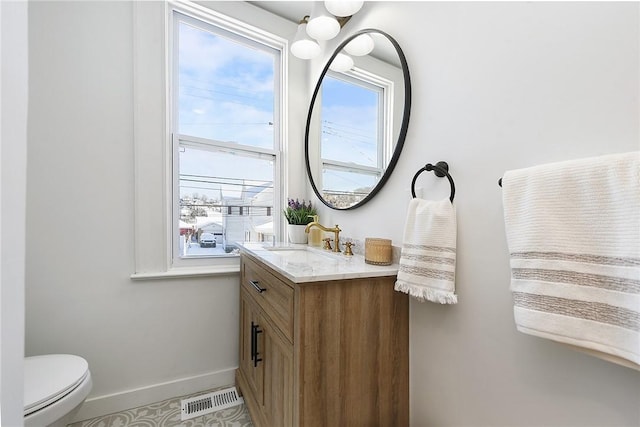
[249,280,266,293]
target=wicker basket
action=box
[364,238,392,265]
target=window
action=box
[170,7,283,266]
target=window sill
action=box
[130,264,240,281]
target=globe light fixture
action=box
[324,1,364,17]
[344,33,374,56]
[329,53,354,72]
[290,16,322,59]
[306,2,340,41]
[291,2,369,62]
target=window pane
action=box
[321,75,379,167]
[178,145,274,257]
[178,21,275,149]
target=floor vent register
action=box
[180,386,244,421]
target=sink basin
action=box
[263,245,307,251]
[268,248,339,264]
[262,244,345,261]
[268,249,310,256]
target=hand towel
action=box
[502,151,640,367]
[395,198,458,304]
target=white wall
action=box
[1,1,28,424]
[24,1,639,426]
[311,2,640,426]
[25,1,305,421]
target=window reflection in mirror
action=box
[319,72,386,207]
[306,30,410,210]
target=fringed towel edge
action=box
[394,280,458,304]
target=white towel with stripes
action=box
[395,198,457,304]
[502,151,640,367]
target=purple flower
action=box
[284,197,317,225]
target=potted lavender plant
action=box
[284,198,317,244]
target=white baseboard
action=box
[71,367,237,423]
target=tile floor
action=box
[68,386,253,427]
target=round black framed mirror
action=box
[305,29,411,210]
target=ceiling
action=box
[247,1,401,67]
[247,2,309,24]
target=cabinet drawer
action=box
[242,255,294,342]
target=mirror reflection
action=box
[305,29,411,210]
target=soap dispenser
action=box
[307,215,322,247]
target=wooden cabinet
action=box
[239,274,293,426]
[236,252,409,427]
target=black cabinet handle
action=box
[250,321,256,362]
[250,322,263,367]
[249,280,266,293]
[253,324,263,367]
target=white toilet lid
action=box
[24,354,89,416]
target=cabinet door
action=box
[261,319,293,427]
[239,289,264,403]
[240,288,293,427]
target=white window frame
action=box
[169,6,283,269]
[131,1,287,279]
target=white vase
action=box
[287,224,308,244]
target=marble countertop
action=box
[238,242,399,284]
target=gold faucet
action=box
[305,221,342,252]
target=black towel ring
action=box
[411,161,456,203]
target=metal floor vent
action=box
[180,386,244,421]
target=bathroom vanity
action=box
[236,243,409,427]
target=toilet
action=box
[24,354,92,427]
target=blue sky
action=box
[178,22,275,149]
[320,75,380,192]
[321,75,378,168]
[177,20,381,199]
[178,21,275,200]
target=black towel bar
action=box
[411,161,455,202]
